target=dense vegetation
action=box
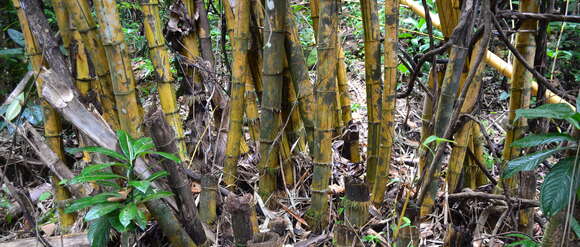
[0,0,578,246]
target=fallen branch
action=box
[448,190,539,208]
[2,71,33,106]
[497,11,580,23]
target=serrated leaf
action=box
[511,133,576,148]
[68,173,125,184]
[139,191,173,203]
[146,151,181,163]
[116,130,134,161]
[65,193,122,213]
[146,171,168,182]
[502,147,571,179]
[7,29,25,47]
[515,103,575,121]
[70,146,127,161]
[540,158,580,217]
[85,203,122,221]
[88,216,110,247]
[128,180,151,193]
[119,203,138,227]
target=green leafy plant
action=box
[421,135,456,155]
[505,233,540,247]
[63,130,177,247]
[501,102,579,218]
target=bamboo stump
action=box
[225,194,259,245]
[247,232,281,247]
[344,177,370,227]
[333,224,362,247]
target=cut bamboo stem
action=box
[344,177,369,227]
[225,194,259,246]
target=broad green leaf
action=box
[39,191,52,201]
[81,163,128,175]
[65,192,122,213]
[135,207,147,230]
[502,147,571,179]
[540,158,580,217]
[132,137,154,157]
[571,217,580,238]
[68,173,125,184]
[128,180,151,193]
[70,146,127,161]
[0,48,24,57]
[511,133,576,148]
[5,93,24,121]
[146,151,181,163]
[119,203,138,227]
[138,191,173,203]
[146,171,168,182]
[7,29,25,47]
[88,216,110,247]
[108,215,126,232]
[85,203,122,221]
[116,130,134,161]
[569,113,580,129]
[515,103,575,121]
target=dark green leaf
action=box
[576,94,580,113]
[135,207,147,230]
[95,181,122,190]
[85,203,122,221]
[108,215,126,233]
[515,103,575,121]
[88,216,110,247]
[66,193,122,213]
[138,191,173,203]
[68,173,125,184]
[132,137,154,157]
[146,151,181,163]
[146,171,168,182]
[540,158,580,217]
[569,113,580,129]
[119,203,138,227]
[70,146,127,161]
[0,48,24,57]
[81,163,128,175]
[571,217,580,238]
[128,180,151,193]
[7,29,25,47]
[502,147,571,179]
[116,130,134,161]
[511,133,576,148]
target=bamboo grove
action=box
[1,0,579,245]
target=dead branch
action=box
[497,11,580,23]
[448,190,539,208]
[2,71,33,106]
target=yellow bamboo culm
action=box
[372,0,399,205]
[140,0,188,161]
[13,0,74,231]
[245,76,261,146]
[223,0,250,188]
[63,0,120,130]
[283,69,307,154]
[93,0,143,137]
[501,0,539,235]
[418,68,443,175]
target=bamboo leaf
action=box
[145,151,181,163]
[85,203,122,221]
[119,203,138,227]
[88,216,111,247]
[502,147,571,179]
[515,103,575,121]
[7,29,25,47]
[139,191,173,203]
[132,137,154,157]
[128,180,151,193]
[540,158,580,217]
[511,133,576,148]
[146,170,168,182]
[70,146,127,161]
[0,48,24,57]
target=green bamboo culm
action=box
[304,0,339,232]
[258,0,287,202]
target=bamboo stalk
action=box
[417,67,443,175]
[146,110,207,245]
[140,0,188,162]
[195,0,214,67]
[304,0,338,232]
[63,0,120,129]
[337,46,361,163]
[359,0,383,189]
[285,13,315,153]
[245,76,261,146]
[13,0,75,231]
[372,0,399,205]
[93,0,143,138]
[199,175,218,226]
[282,69,307,153]
[223,0,250,188]
[258,0,287,201]
[225,194,259,246]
